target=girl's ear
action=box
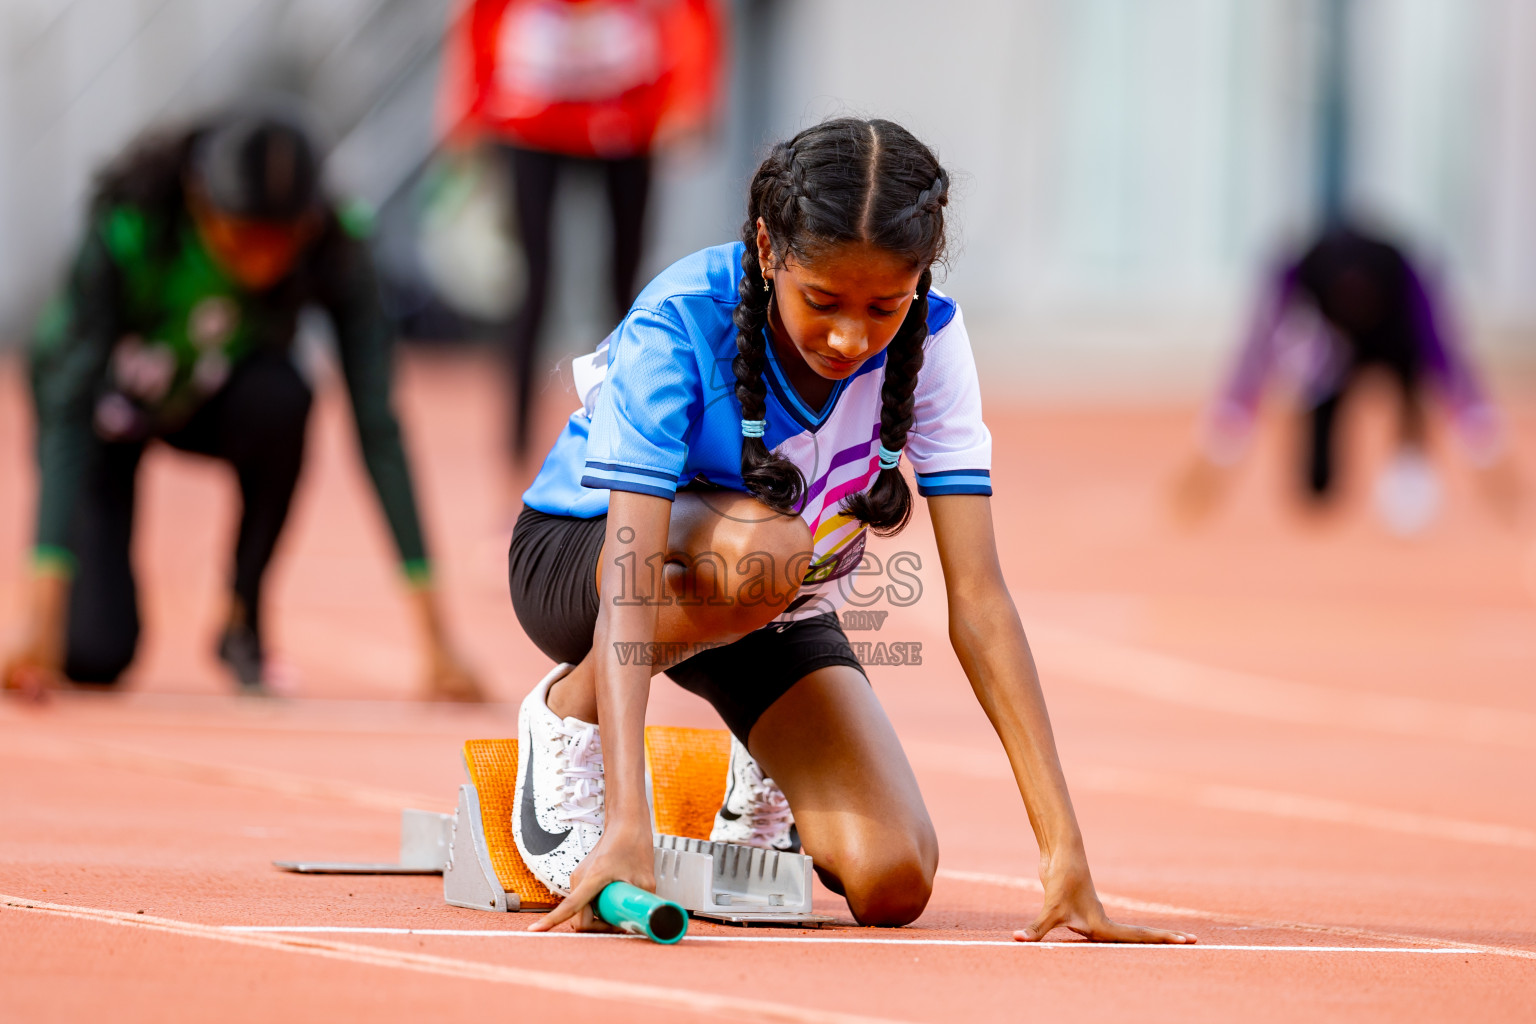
[754,217,775,278]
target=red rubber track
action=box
[3,352,1533,1023]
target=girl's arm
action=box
[320,226,485,701]
[928,493,1195,944]
[530,489,672,931]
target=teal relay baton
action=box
[595,881,689,944]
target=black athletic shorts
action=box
[508,504,867,742]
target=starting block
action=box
[274,808,451,874]
[278,726,831,926]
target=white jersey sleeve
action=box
[904,306,993,496]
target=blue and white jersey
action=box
[523,242,993,622]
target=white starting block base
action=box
[654,835,833,926]
[443,783,831,924]
[280,788,834,926]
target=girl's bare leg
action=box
[748,664,938,927]
[541,491,934,925]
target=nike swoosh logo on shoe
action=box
[518,728,572,856]
[717,764,740,820]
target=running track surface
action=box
[2,351,1534,1023]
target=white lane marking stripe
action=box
[902,743,1536,850]
[1028,622,1536,747]
[1,896,905,1024]
[935,869,1536,962]
[217,927,1481,954]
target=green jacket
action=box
[29,202,430,581]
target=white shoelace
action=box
[742,763,793,847]
[552,722,605,829]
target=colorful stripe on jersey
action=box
[916,468,992,496]
[581,460,681,500]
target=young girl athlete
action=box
[508,117,1195,943]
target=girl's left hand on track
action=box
[1476,456,1523,528]
[1014,855,1196,944]
[1,652,60,702]
[529,821,657,934]
[1169,456,1229,527]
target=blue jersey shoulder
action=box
[926,290,958,335]
[633,242,745,312]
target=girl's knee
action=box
[64,639,135,685]
[707,508,810,568]
[676,510,811,633]
[814,833,938,928]
[841,855,935,928]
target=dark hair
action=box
[90,109,323,261]
[192,110,322,220]
[733,118,949,535]
[90,126,202,260]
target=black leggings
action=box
[503,145,651,460]
[1303,361,1424,499]
[63,352,312,683]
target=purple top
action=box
[1205,255,1501,465]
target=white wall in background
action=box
[2,0,1531,384]
[759,0,1534,381]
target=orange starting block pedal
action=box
[444,727,732,911]
[645,726,732,839]
[444,738,561,911]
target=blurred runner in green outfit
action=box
[4,107,483,701]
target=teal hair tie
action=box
[741,418,767,439]
[878,444,902,470]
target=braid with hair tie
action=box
[731,227,806,513]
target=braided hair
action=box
[733,118,950,534]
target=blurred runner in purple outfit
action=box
[1175,224,1520,532]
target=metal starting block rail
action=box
[274,808,450,875]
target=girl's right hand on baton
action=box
[529,819,657,933]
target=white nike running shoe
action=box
[710,734,799,852]
[512,664,605,895]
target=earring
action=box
[763,277,772,293]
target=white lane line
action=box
[903,742,1536,851]
[1028,621,1536,748]
[0,896,903,1024]
[936,869,1536,962]
[217,926,1481,954]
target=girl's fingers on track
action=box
[1015,907,1066,942]
[574,903,620,933]
[1014,904,1196,944]
[528,877,605,932]
[1,660,56,703]
[1069,917,1197,944]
